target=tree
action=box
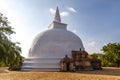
[0,12,24,70]
[102,43,120,67]
[89,53,100,59]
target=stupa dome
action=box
[28,7,84,58]
[29,25,84,58]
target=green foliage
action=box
[0,12,24,70]
[89,43,120,67]
[101,43,120,67]
[89,53,100,59]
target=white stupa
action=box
[21,7,84,71]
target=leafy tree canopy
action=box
[89,43,120,67]
[0,12,24,70]
[101,43,120,67]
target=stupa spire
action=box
[54,7,61,23]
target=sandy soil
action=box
[0,67,120,80]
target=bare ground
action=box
[0,67,120,80]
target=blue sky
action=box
[0,0,120,57]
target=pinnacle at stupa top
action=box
[54,7,61,23]
[48,7,67,29]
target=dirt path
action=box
[0,67,120,80]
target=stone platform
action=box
[21,58,61,71]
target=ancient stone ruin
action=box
[60,49,102,72]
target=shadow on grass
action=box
[1,67,120,77]
[0,70,9,73]
[0,67,9,73]
[73,67,120,76]
[18,67,120,77]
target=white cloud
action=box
[49,8,69,17]
[49,8,55,14]
[49,7,77,17]
[60,11,69,17]
[68,7,77,13]
[88,41,96,47]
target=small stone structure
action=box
[60,49,102,72]
[60,55,73,71]
[91,58,102,70]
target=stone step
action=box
[21,63,60,68]
[21,68,60,72]
[24,58,61,63]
